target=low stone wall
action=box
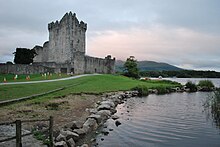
[0,64,54,74]
[84,55,115,74]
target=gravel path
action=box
[0,74,100,85]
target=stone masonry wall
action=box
[85,55,115,74]
[47,12,87,63]
[0,64,54,74]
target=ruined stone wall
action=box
[33,46,43,62]
[0,64,54,74]
[42,41,49,62]
[84,55,115,74]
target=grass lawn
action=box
[0,73,70,83]
[0,74,180,102]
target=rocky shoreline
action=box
[54,91,139,147]
[53,85,217,147]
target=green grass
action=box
[0,73,70,83]
[0,74,180,102]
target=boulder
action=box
[73,128,86,137]
[89,108,98,114]
[97,104,111,111]
[111,115,119,120]
[55,141,68,147]
[97,110,111,120]
[66,138,75,147]
[115,120,121,127]
[56,134,66,142]
[101,101,115,108]
[83,118,98,133]
[60,130,79,141]
[88,114,102,124]
[81,144,89,147]
[71,121,83,130]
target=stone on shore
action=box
[66,138,76,147]
[60,130,79,141]
[55,141,68,147]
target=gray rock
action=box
[97,104,111,111]
[97,110,111,120]
[66,138,75,147]
[115,120,121,127]
[88,114,102,124]
[55,141,68,147]
[101,101,115,108]
[110,109,117,114]
[89,108,98,114]
[83,118,98,133]
[71,121,83,130]
[60,130,79,141]
[73,128,86,137]
[111,115,119,120]
[56,134,66,142]
[81,144,89,147]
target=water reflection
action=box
[96,92,220,147]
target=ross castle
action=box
[33,12,115,74]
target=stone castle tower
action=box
[33,12,115,74]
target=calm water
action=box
[96,92,220,147]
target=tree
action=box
[123,56,139,79]
[13,48,37,64]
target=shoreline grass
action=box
[0,74,180,102]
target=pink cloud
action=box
[87,25,220,70]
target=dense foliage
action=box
[140,70,220,78]
[123,56,139,79]
[204,89,220,129]
[14,48,37,64]
[198,80,215,91]
[132,85,149,96]
[185,81,197,92]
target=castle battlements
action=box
[33,12,115,74]
[48,12,87,31]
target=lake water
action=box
[96,92,220,147]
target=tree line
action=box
[122,56,220,78]
[139,70,220,78]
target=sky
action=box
[0,0,220,71]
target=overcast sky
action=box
[0,0,220,71]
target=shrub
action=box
[210,89,220,128]
[185,81,197,92]
[198,80,215,91]
[132,85,149,96]
[155,86,169,94]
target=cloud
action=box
[87,25,220,71]
[0,0,220,71]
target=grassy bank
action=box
[0,74,180,102]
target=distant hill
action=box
[115,60,183,72]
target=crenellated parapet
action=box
[48,12,87,31]
[31,12,115,74]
